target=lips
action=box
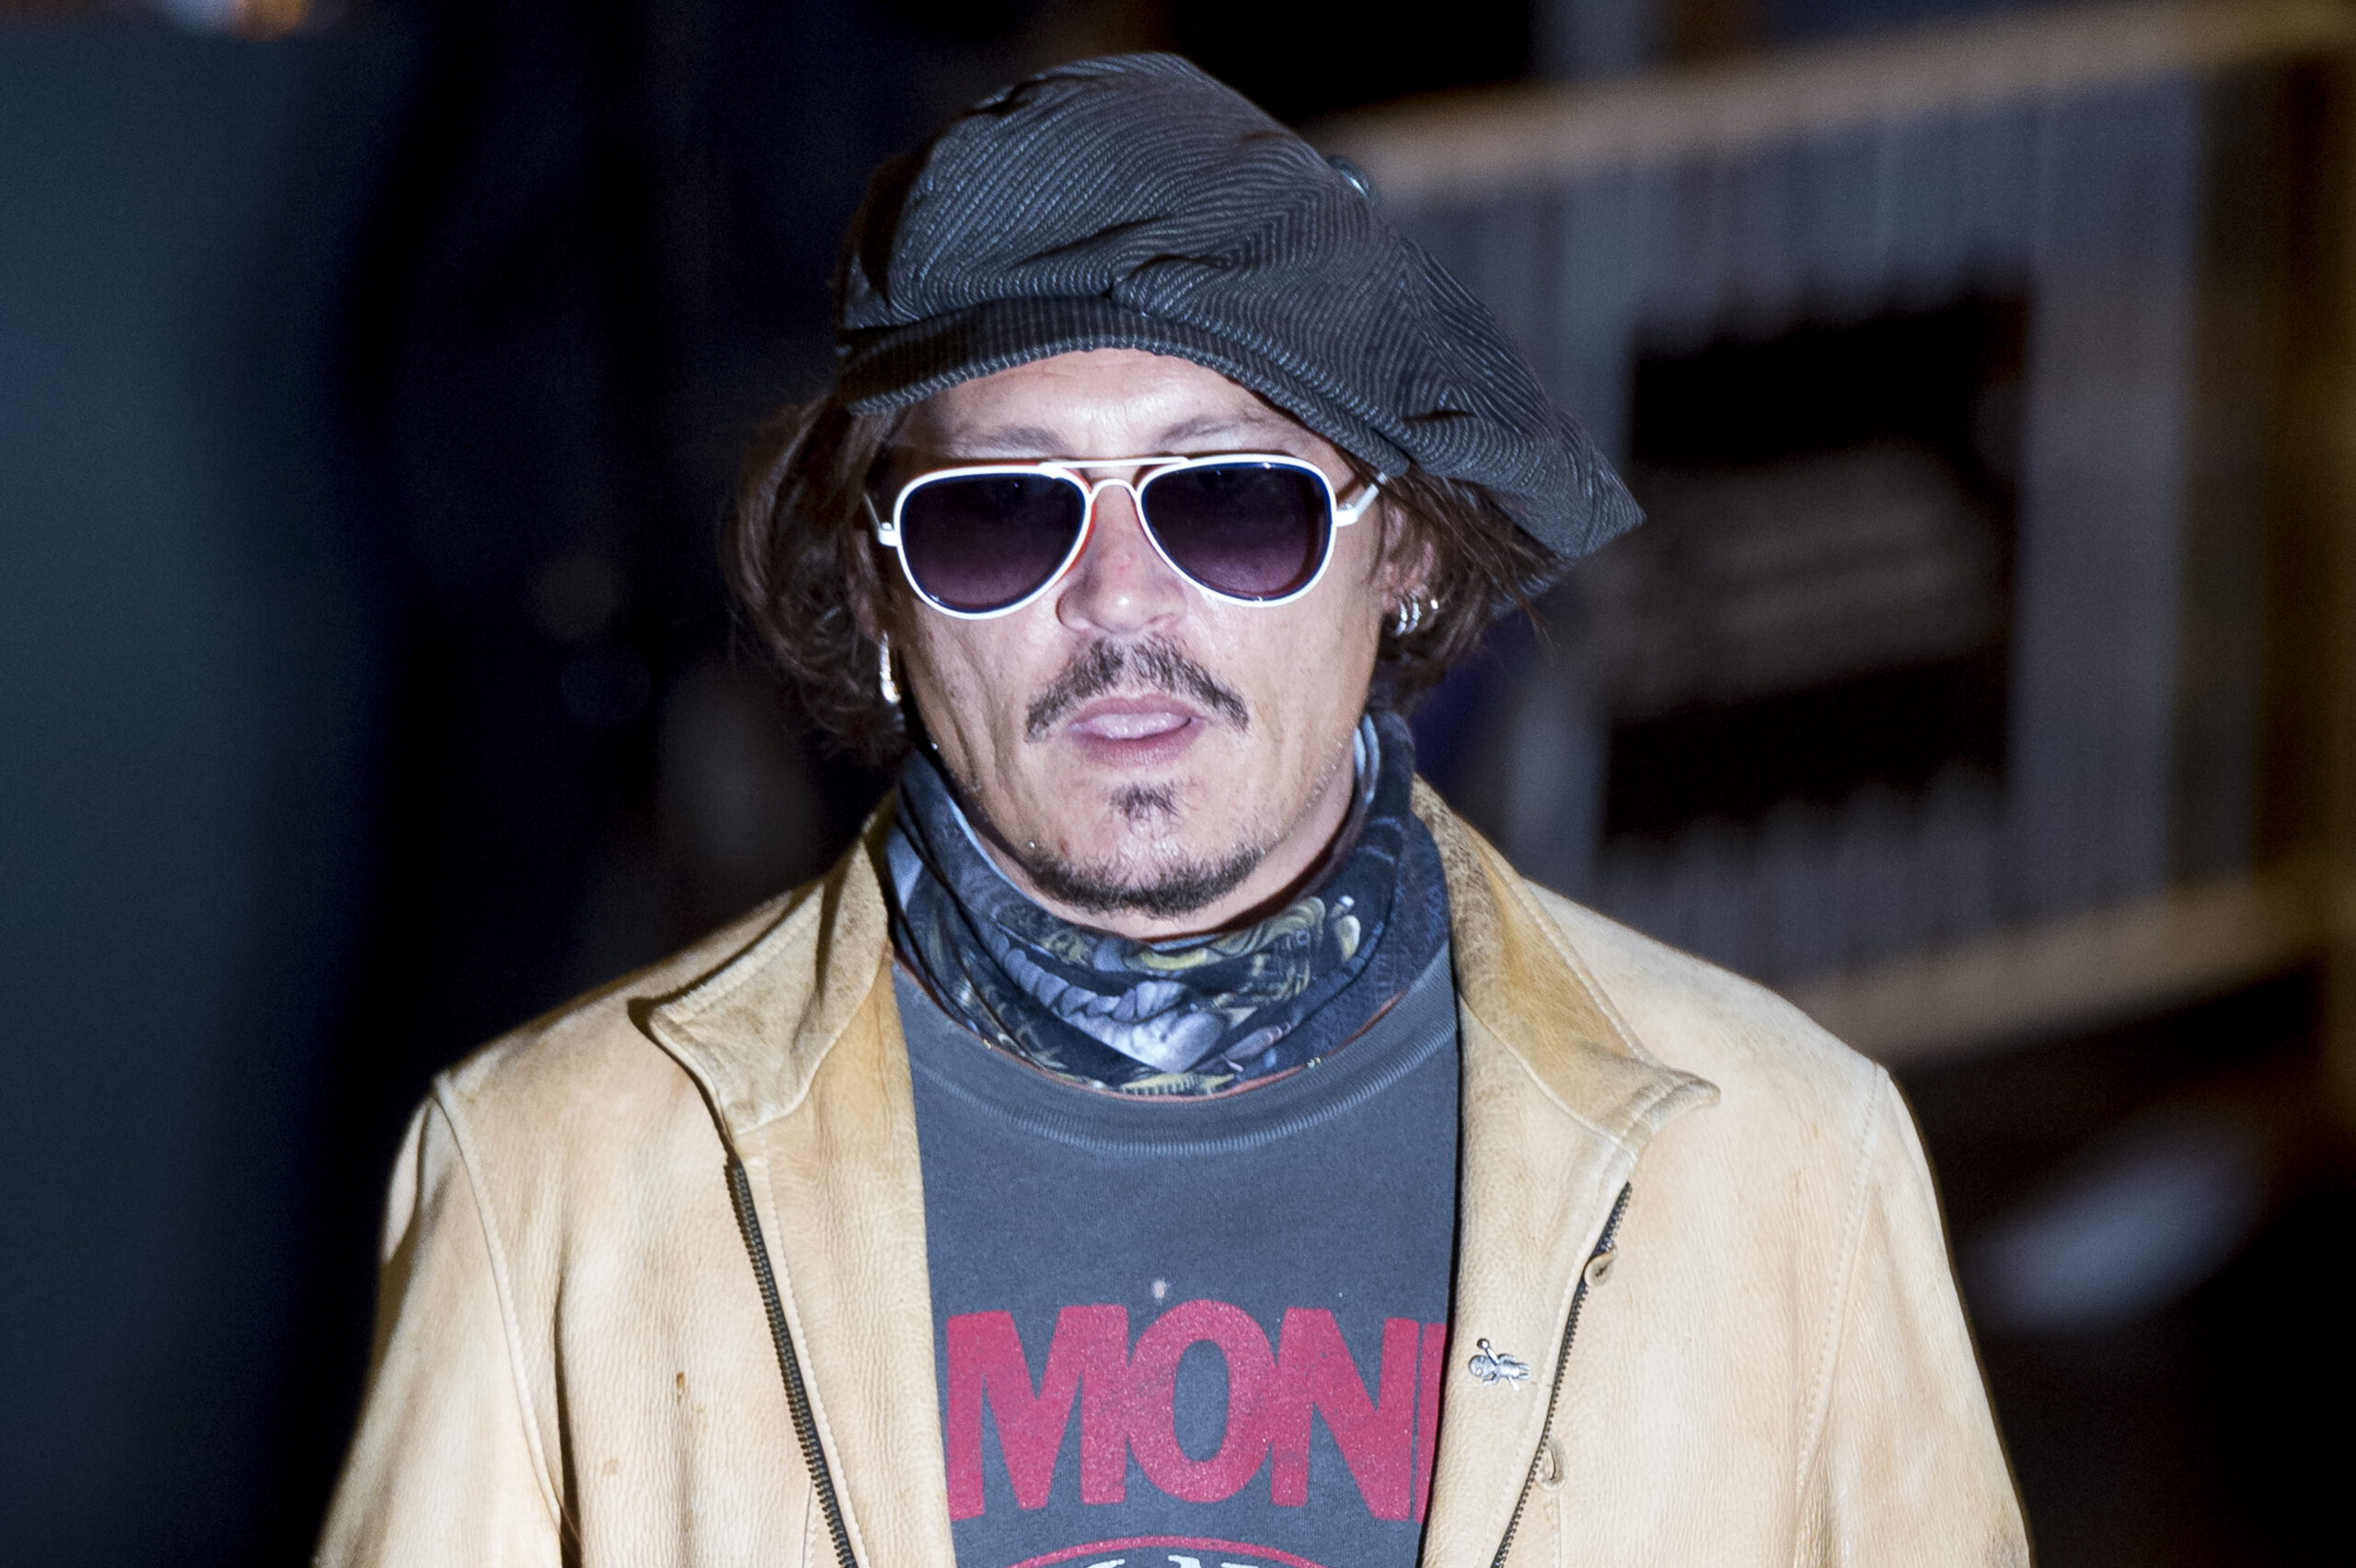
[1065,697,1198,741]
[1059,695,1208,764]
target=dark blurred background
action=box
[3,0,2353,1562]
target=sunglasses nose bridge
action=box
[1074,471,1144,513]
[1072,474,1153,548]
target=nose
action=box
[1054,479,1189,637]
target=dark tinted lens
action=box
[898,473,1086,613]
[1139,462,1329,600]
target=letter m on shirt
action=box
[944,1307,1131,1517]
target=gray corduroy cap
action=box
[833,53,1639,564]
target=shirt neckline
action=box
[895,945,1456,1158]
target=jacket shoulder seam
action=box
[1789,1065,1895,1548]
[430,1078,569,1538]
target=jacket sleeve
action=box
[1799,1072,2029,1567]
[316,1093,564,1567]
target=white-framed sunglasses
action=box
[868,452,1383,620]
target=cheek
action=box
[1311,532,1395,663]
[903,609,1073,761]
[905,620,1013,737]
[1220,592,1385,743]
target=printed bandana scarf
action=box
[885,710,1449,1096]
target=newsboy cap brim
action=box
[838,294,1416,479]
[832,53,1640,566]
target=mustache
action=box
[1023,638,1251,742]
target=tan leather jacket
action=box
[318,787,2027,1567]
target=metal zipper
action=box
[1488,1182,1632,1568]
[728,1159,859,1568]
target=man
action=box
[320,54,2026,1568]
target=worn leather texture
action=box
[317,788,2027,1568]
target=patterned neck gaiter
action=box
[884,710,1449,1097]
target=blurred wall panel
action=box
[0,20,416,1567]
[1327,3,2338,1023]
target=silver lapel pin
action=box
[1468,1338,1530,1388]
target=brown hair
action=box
[722,392,1562,766]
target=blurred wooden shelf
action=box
[1320,0,2356,202]
[1782,865,2346,1068]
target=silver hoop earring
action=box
[877,633,901,707]
[1392,596,1424,637]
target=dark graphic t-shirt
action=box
[900,950,1461,1568]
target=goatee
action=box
[1017,836,1270,920]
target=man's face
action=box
[889,349,1414,940]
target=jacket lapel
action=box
[1412,786,1718,1568]
[642,814,956,1568]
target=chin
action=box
[1022,830,1267,922]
